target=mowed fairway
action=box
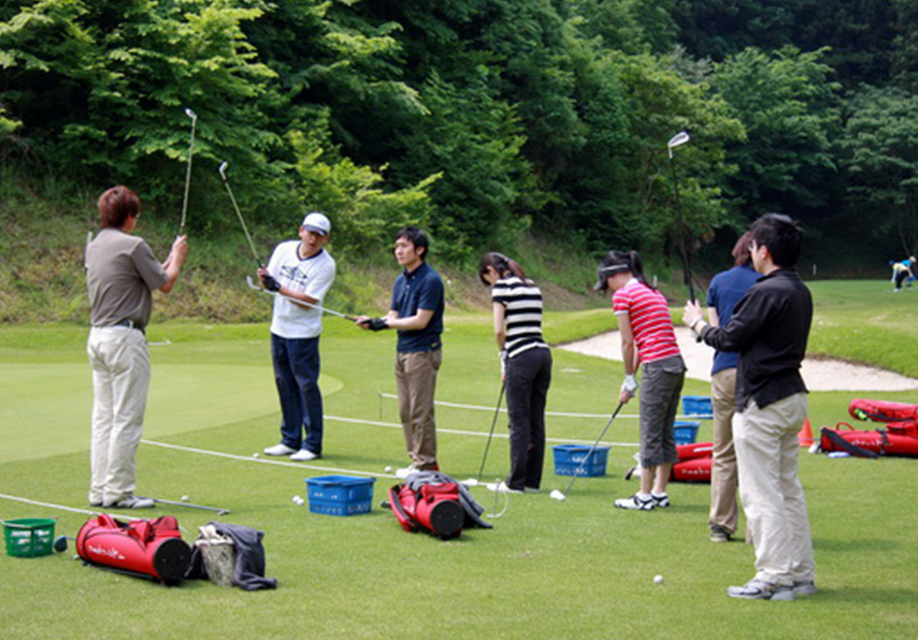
[2,294,917,640]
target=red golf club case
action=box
[76,514,191,583]
[849,399,918,423]
[389,482,465,540]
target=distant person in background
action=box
[595,250,686,511]
[85,186,188,509]
[890,256,916,291]
[478,253,552,494]
[706,232,760,543]
[258,212,336,462]
[684,213,816,601]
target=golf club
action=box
[246,275,359,321]
[550,401,626,501]
[218,161,263,268]
[53,534,74,553]
[179,107,198,236]
[138,496,230,516]
[475,381,507,484]
[666,131,696,303]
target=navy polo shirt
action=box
[391,261,444,352]
[707,265,760,374]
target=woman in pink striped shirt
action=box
[595,250,686,511]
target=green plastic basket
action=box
[2,518,56,558]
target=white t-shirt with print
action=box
[266,241,336,339]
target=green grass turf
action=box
[2,286,918,640]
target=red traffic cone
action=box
[797,418,814,447]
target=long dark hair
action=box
[478,252,531,286]
[732,231,754,267]
[595,250,652,291]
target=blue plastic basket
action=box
[682,395,713,418]
[305,475,375,517]
[552,444,611,477]
[673,421,701,445]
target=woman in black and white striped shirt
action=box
[479,253,552,494]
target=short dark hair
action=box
[395,226,429,260]
[98,186,140,229]
[749,213,803,268]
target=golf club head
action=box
[667,131,690,158]
[549,490,566,502]
[53,535,68,553]
[185,107,198,121]
[218,161,229,180]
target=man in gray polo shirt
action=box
[85,186,188,509]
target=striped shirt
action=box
[491,276,549,359]
[612,279,680,364]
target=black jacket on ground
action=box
[699,268,812,412]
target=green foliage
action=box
[711,46,842,213]
[288,125,437,261]
[837,84,918,256]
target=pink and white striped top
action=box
[612,279,681,364]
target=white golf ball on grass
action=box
[181,495,190,503]
[384,466,393,473]
[654,575,664,585]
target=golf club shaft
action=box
[179,110,197,235]
[476,381,506,482]
[219,172,263,267]
[559,401,625,497]
[668,155,695,303]
[140,496,229,515]
[246,275,358,321]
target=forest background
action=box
[2,0,917,321]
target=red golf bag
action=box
[670,442,713,482]
[849,398,918,423]
[820,422,918,458]
[389,482,465,540]
[76,514,191,583]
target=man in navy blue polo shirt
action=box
[357,227,445,478]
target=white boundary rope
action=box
[141,439,399,478]
[0,493,142,521]
[376,392,711,421]
[324,415,640,448]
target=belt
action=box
[95,320,145,335]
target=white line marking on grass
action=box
[141,439,398,478]
[376,393,708,421]
[0,493,142,521]
[324,415,639,448]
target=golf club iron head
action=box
[667,130,690,157]
[185,107,198,122]
[549,489,566,502]
[218,160,229,180]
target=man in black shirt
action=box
[684,214,816,601]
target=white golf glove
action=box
[499,350,508,378]
[621,373,638,397]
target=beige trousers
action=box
[395,350,441,469]
[735,393,815,586]
[709,368,739,534]
[87,326,150,505]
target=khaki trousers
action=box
[709,368,739,534]
[87,326,150,505]
[735,393,815,586]
[395,349,441,469]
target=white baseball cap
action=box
[302,212,331,236]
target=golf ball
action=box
[384,466,393,473]
[253,452,260,458]
[654,575,664,585]
[292,495,305,506]
[181,495,190,503]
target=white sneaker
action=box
[726,578,794,601]
[614,493,655,511]
[290,449,320,461]
[104,495,155,509]
[264,443,297,456]
[395,465,420,479]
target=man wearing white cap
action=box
[258,212,336,461]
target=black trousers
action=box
[505,347,552,490]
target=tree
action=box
[838,85,918,256]
[711,46,841,215]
